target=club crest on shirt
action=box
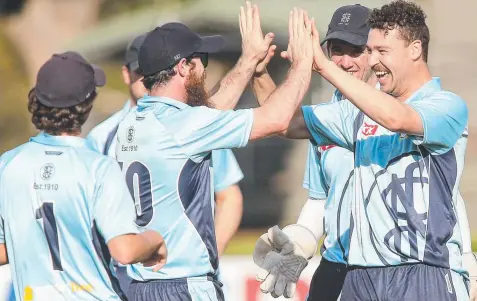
[127,126,135,143]
[40,163,55,181]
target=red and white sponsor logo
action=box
[361,122,378,136]
[319,145,336,152]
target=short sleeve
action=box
[212,149,244,192]
[408,92,468,154]
[302,100,358,151]
[173,107,254,155]
[302,142,327,199]
[93,160,139,242]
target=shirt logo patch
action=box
[127,126,135,143]
[40,163,55,181]
[320,145,336,152]
[362,122,378,136]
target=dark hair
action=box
[142,57,199,91]
[142,67,177,90]
[27,89,96,135]
[368,0,430,62]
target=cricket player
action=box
[0,52,167,301]
[252,1,473,300]
[86,33,245,296]
[253,5,375,300]
[115,4,315,300]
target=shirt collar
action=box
[123,100,133,111]
[405,77,442,104]
[30,132,87,148]
[137,95,189,110]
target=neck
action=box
[149,85,187,103]
[54,131,81,137]
[396,63,432,102]
[130,98,138,106]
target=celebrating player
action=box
[0,52,166,301]
[253,1,473,300]
[115,4,314,300]
[86,33,245,296]
[252,4,375,300]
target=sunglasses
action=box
[189,52,208,68]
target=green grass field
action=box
[224,230,477,255]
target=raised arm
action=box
[250,27,311,140]
[249,10,314,141]
[310,22,422,135]
[251,50,277,105]
[208,2,274,110]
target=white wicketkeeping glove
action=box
[253,225,317,298]
[463,252,477,301]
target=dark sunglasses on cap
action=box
[188,52,208,68]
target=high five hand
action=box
[239,1,275,63]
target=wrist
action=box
[290,60,313,72]
[253,68,269,79]
[240,53,261,66]
[312,56,331,74]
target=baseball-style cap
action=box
[124,33,147,72]
[138,22,225,76]
[321,4,372,46]
[34,51,106,108]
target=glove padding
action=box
[463,252,477,301]
[253,225,317,298]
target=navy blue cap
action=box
[322,4,372,46]
[124,34,147,72]
[34,51,105,108]
[138,22,224,76]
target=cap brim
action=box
[128,61,140,73]
[92,64,106,87]
[197,35,225,53]
[321,31,368,47]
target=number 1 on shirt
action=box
[35,202,63,271]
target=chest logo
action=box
[40,163,55,181]
[127,126,135,143]
[362,122,378,136]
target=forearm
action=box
[251,71,277,106]
[318,61,421,134]
[296,198,325,241]
[0,244,7,265]
[109,231,163,265]
[130,231,164,263]
[251,62,312,140]
[214,186,243,256]
[209,56,259,110]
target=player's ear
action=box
[122,66,131,86]
[176,58,190,78]
[409,40,423,62]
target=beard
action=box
[185,70,213,108]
